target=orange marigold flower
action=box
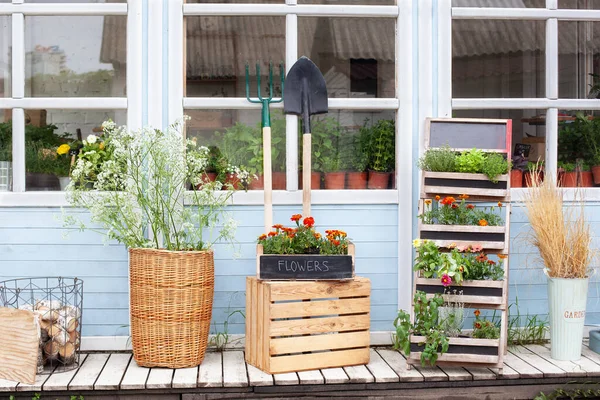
[498,202,503,208]
[424,199,432,205]
[288,233,296,239]
[440,196,456,206]
[498,254,508,260]
[303,216,315,227]
[459,194,469,200]
[333,240,341,246]
[466,204,475,210]
[291,214,302,222]
[339,231,347,237]
[258,234,267,240]
[272,224,284,230]
[451,204,458,209]
[314,233,322,240]
[435,195,441,201]
[474,322,482,329]
[476,253,487,262]
[474,309,481,317]
[268,231,277,237]
[487,260,496,265]
[478,219,488,226]
[459,265,464,272]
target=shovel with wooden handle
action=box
[283,57,329,217]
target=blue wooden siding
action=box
[0,204,399,336]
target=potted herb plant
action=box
[579,162,593,187]
[64,119,244,368]
[522,173,596,361]
[558,161,577,187]
[55,143,73,190]
[322,153,345,189]
[25,143,61,191]
[346,130,369,189]
[510,152,528,188]
[365,119,395,189]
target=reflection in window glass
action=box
[558,0,600,9]
[189,0,282,3]
[25,16,127,97]
[452,0,545,6]
[186,17,285,98]
[21,109,124,191]
[298,17,395,98]
[0,17,10,98]
[185,109,287,190]
[299,0,394,4]
[0,110,10,192]
[299,110,396,190]
[27,0,125,2]
[452,20,545,98]
[559,21,600,99]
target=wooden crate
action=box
[245,276,371,374]
[408,336,501,368]
[0,308,39,385]
[414,277,506,308]
[256,243,355,280]
[421,171,510,200]
[418,222,507,252]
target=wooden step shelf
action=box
[408,336,502,368]
[418,222,508,252]
[245,276,371,374]
[421,171,510,200]
[414,277,506,307]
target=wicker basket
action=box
[129,248,214,368]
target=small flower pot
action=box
[524,171,544,187]
[249,174,264,190]
[223,173,240,190]
[196,172,217,189]
[580,171,593,187]
[592,165,600,185]
[272,172,286,190]
[560,171,577,188]
[299,171,322,189]
[324,172,345,189]
[58,176,71,191]
[367,171,391,189]
[346,171,368,189]
[510,170,523,188]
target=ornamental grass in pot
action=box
[522,172,596,361]
[64,119,243,368]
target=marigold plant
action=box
[419,195,503,226]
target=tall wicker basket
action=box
[129,248,214,368]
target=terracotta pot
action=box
[524,171,544,187]
[195,172,217,189]
[272,172,286,190]
[223,173,240,190]
[299,171,322,189]
[560,172,577,187]
[324,172,346,189]
[249,174,264,190]
[592,165,600,185]
[580,171,593,187]
[510,170,523,188]
[368,171,391,189]
[346,171,368,189]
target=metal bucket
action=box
[547,276,589,360]
[0,161,12,191]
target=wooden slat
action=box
[198,352,222,388]
[582,345,600,367]
[297,370,324,385]
[438,366,472,381]
[0,378,18,392]
[69,353,110,390]
[120,358,150,390]
[464,367,496,380]
[423,171,509,181]
[0,308,40,385]
[270,331,370,355]
[260,281,270,371]
[267,277,370,301]
[365,349,399,383]
[343,365,374,383]
[94,353,131,390]
[269,348,369,374]
[529,345,586,377]
[246,277,256,367]
[419,224,506,234]
[270,314,369,336]
[270,297,370,319]
[376,349,424,382]
[246,364,273,387]
[412,364,448,381]
[410,352,499,364]
[223,351,248,387]
[428,240,505,250]
[411,336,499,347]
[423,186,508,198]
[503,351,543,378]
[320,367,350,384]
[426,293,504,306]
[494,363,520,380]
[146,367,173,389]
[15,365,56,392]
[172,367,198,389]
[415,277,505,289]
[509,347,566,378]
[273,372,299,385]
[43,354,88,391]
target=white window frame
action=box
[0,0,142,207]
[446,1,600,201]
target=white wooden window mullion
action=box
[147,0,162,130]
[127,0,143,130]
[183,4,398,18]
[285,4,298,191]
[0,98,127,110]
[183,97,398,110]
[0,4,127,16]
[452,98,600,110]
[167,0,183,127]
[545,0,558,179]
[11,11,24,192]
[453,8,600,21]
[437,0,452,118]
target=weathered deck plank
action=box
[494,363,520,380]
[463,367,496,381]
[343,365,375,383]
[531,345,587,377]
[15,366,56,392]
[222,351,248,387]
[146,367,174,389]
[43,355,88,391]
[413,365,448,381]
[69,353,109,390]
[120,358,150,390]
[503,350,543,378]
[320,367,350,384]
[172,367,199,389]
[376,349,424,382]
[438,366,472,381]
[198,352,222,388]
[0,378,18,392]
[297,370,324,385]
[273,372,299,385]
[509,346,566,378]
[365,349,399,383]
[246,364,273,387]
[94,353,131,390]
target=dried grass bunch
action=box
[522,172,594,279]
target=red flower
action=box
[314,233,322,240]
[451,204,459,209]
[466,204,475,210]
[474,309,481,317]
[440,196,456,206]
[291,214,302,222]
[487,260,496,265]
[435,195,441,201]
[272,224,284,230]
[303,216,315,227]
[441,274,452,287]
[268,231,277,237]
[333,240,341,246]
[474,322,482,329]
[258,234,267,240]
[476,253,487,262]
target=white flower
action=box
[87,134,98,144]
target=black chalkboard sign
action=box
[426,118,511,154]
[514,143,531,158]
[258,254,354,280]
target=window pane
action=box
[298,17,395,98]
[188,0,282,3]
[559,21,600,99]
[186,17,285,98]
[299,0,395,4]
[27,0,125,2]
[452,20,545,98]
[0,110,11,192]
[185,109,287,190]
[24,109,125,191]
[25,16,127,97]
[0,17,10,98]
[452,0,545,6]
[299,110,396,190]
[558,0,600,9]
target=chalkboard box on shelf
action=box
[256,242,355,280]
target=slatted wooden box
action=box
[414,277,506,308]
[408,336,502,368]
[421,171,510,200]
[418,222,507,252]
[245,276,371,374]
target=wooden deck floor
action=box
[2,343,600,399]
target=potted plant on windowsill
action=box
[365,119,395,189]
[322,153,345,189]
[558,161,577,187]
[521,173,596,361]
[524,161,544,187]
[346,128,369,189]
[510,153,528,188]
[64,119,244,368]
[25,143,61,191]
[0,122,11,191]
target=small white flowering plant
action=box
[64,120,242,251]
[70,129,113,187]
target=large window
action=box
[452,1,600,185]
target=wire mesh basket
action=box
[0,277,83,373]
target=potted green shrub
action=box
[346,130,369,189]
[302,117,343,190]
[322,153,345,189]
[524,161,545,187]
[579,162,593,187]
[364,119,395,189]
[558,161,577,187]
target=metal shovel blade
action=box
[283,56,328,133]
